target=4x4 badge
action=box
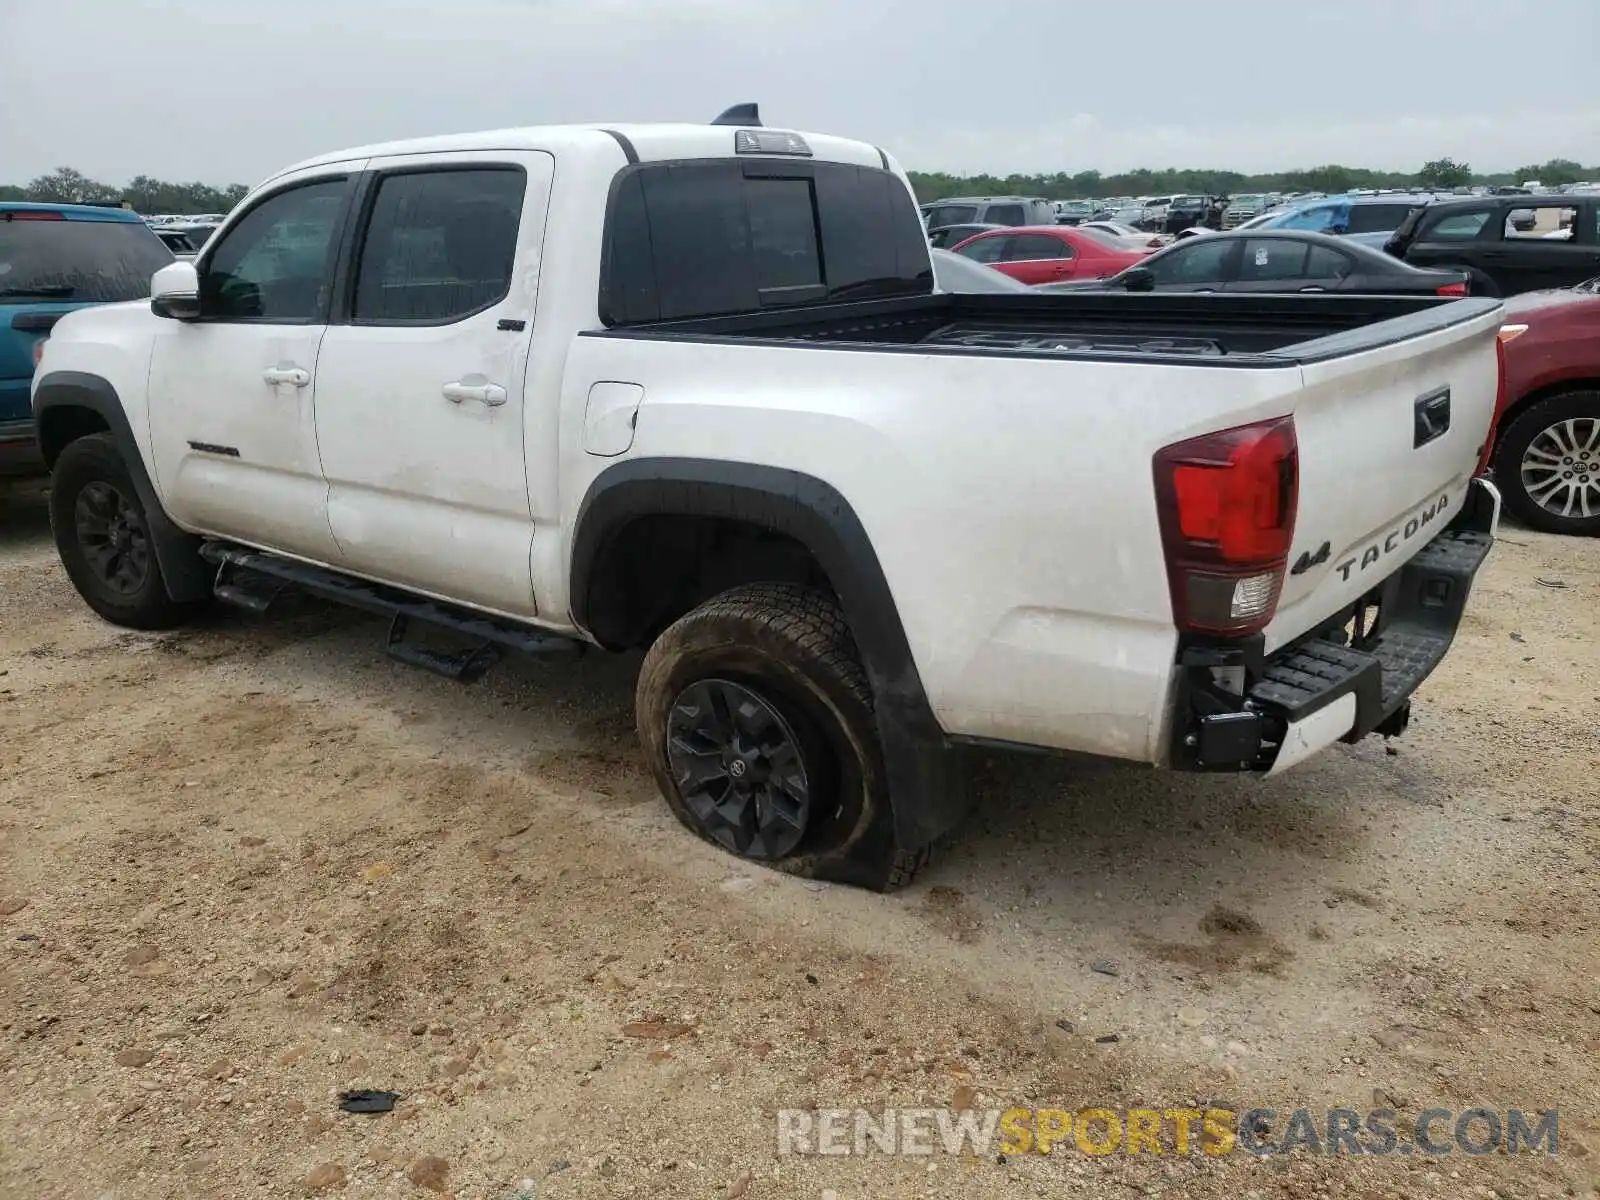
[1291,541,1332,575]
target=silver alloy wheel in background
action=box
[1519,417,1600,520]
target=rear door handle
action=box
[262,365,310,388]
[442,380,507,407]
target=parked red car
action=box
[1492,277,1600,536]
[948,225,1153,285]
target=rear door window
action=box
[1238,239,1310,281]
[982,204,1026,226]
[1001,234,1068,261]
[1423,209,1492,240]
[353,167,525,323]
[0,214,173,303]
[602,160,932,323]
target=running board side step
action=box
[200,543,582,683]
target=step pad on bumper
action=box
[1249,523,1494,741]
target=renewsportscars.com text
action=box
[776,1106,1560,1158]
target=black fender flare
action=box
[31,370,212,603]
[571,457,968,850]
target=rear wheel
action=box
[1493,390,1600,536]
[635,583,917,889]
[50,433,199,628]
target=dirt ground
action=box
[2,477,1596,1200]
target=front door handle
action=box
[442,380,508,407]
[262,364,310,388]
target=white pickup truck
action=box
[31,107,1505,891]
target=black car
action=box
[1036,230,1470,296]
[1164,195,1220,235]
[1385,194,1600,297]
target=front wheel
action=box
[49,432,199,628]
[635,583,916,889]
[1493,390,1600,536]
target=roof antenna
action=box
[711,103,761,127]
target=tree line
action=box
[4,157,1596,214]
[0,167,248,214]
[908,157,1598,203]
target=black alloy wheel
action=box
[73,480,151,596]
[665,678,813,859]
[49,431,198,629]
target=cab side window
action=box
[353,168,526,324]
[200,179,349,322]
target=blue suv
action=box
[1254,194,1438,250]
[2,202,173,475]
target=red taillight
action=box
[1154,416,1299,637]
[1436,281,1469,297]
[4,211,65,221]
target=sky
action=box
[3,0,1598,187]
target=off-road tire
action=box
[49,433,198,629]
[635,583,926,890]
[1493,390,1600,536]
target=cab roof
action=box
[267,123,893,185]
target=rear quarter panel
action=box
[554,334,1324,764]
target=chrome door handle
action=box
[262,365,310,387]
[442,381,507,407]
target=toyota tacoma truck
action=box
[31,106,1506,891]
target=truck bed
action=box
[587,291,1503,366]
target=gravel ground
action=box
[1,477,1596,1200]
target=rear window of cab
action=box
[600,160,933,325]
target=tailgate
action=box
[1264,300,1505,651]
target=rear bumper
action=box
[1171,476,1500,772]
[0,417,45,477]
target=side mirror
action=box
[151,261,201,320]
[1121,267,1156,292]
